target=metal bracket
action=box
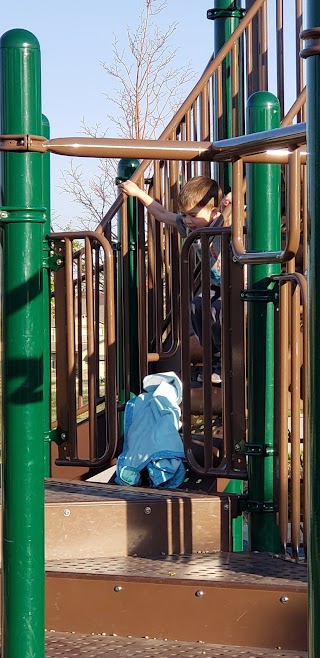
[234,439,275,456]
[239,498,276,514]
[44,427,67,445]
[0,134,46,152]
[240,288,279,303]
[207,8,246,21]
[43,253,64,271]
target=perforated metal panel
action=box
[45,478,217,502]
[45,632,307,657]
[46,552,307,589]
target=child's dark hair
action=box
[178,176,223,212]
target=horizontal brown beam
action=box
[0,123,307,162]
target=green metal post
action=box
[207,0,245,192]
[301,4,320,655]
[115,158,140,401]
[246,91,281,552]
[42,114,51,477]
[0,29,45,658]
[223,480,243,551]
[208,0,245,550]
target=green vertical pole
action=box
[208,0,245,550]
[301,4,320,655]
[42,114,51,478]
[116,158,140,400]
[0,29,45,658]
[246,91,281,552]
[207,0,245,192]
[223,481,243,551]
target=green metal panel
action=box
[246,92,281,552]
[303,2,320,654]
[0,29,45,658]
[42,114,51,478]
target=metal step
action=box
[44,478,234,559]
[45,631,307,657]
[45,552,307,651]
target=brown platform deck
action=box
[44,478,234,557]
[45,552,307,649]
[40,479,308,650]
[45,632,308,657]
[0,479,308,652]
[45,551,307,587]
[44,477,221,502]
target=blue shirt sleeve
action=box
[175,214,187,237]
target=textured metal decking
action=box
[46,552,307,589]
[45,632,307,657]
[44,478,221,501]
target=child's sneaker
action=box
[196,369,222,384]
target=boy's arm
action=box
[118,180,178,227]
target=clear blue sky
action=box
[1,0,297,228]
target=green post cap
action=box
[0,29,40,50]
[116,158,140,183]
[247,91,280,110]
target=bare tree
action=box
[59,0,193,232]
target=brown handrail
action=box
[180,225,247,479]
[50,230,118,467]
[272,272,308,559]
[232,148,302,264]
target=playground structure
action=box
[1,0,319,656]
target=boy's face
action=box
[180,204,219,230]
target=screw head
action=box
[195,590,204,597]
[280,596,289,604]
[63,509,70,517]
[144,506,152,515]
[114,585,122,592]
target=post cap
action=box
[0,29,40,50]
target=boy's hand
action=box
[220,192,232,225]
[117,180,141,197]
[220,192,232,212]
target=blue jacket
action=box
[116,372,186,488]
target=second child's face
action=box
[180,204,219,230]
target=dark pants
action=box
[191,285,221,372]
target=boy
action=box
[118,176,231,384]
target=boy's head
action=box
[178,176,223,229]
